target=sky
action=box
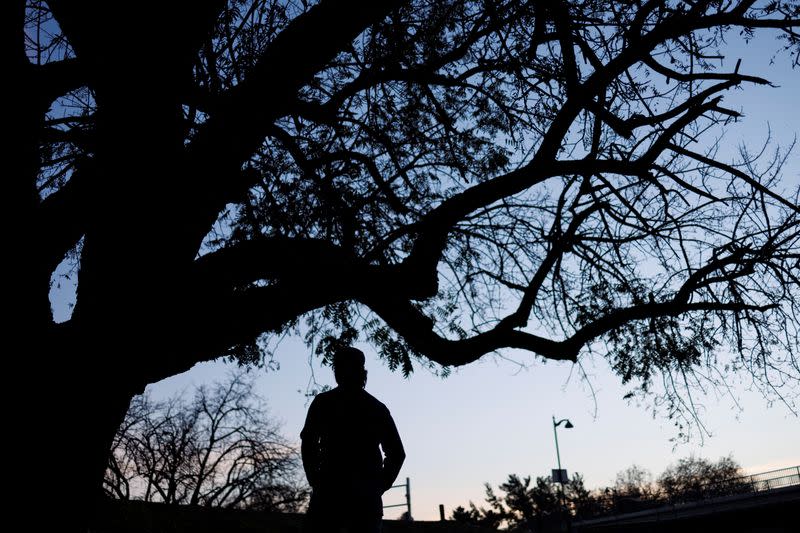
[145,335,800,521]
[50,20,800,523]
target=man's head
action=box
[332,346,367,388]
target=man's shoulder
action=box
[313,387,390,413]
[314,388,337,400]
[309,388,338,407]
[360,389,391,414]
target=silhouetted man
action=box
[301,346,405,533]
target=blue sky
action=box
[147,334,799,521]
[49,23,799,522]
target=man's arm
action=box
[300,399,321,490]
[380,409,406,492]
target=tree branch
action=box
[365,295,574,367]
[401,159,646,297]
[32,58,88,105]
[183,0,407,253]
[566,300,777,355]
[37,160,94,274]
[668,143,800,214]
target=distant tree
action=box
[455,473,595,531]
[657,455,745,503]
[16,2,800,530]
[104,372,309,512]
[451,503,504,530]
[608,464,662,509]
[614,465,655,498]
[580,465,662,515]
[601,455,748,509]
[567,474,597,519]
[456,456,750,524]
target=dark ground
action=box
[91,499,493,533]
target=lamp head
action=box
[554,417,574,428]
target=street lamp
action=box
[552,416,574,489]
[552,416,574,528]
[553,416,575,515]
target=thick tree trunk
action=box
[7,338,139,533]
[60,378,135,532]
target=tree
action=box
[454,456,747,526]
[453,473,593,530]
[13,1,800,530]
[104,371,308,511]
[657,454,745,502]
[602,456,747,509]
[615,465,652,498]
[451,503,505,531]
[613,464,659,501]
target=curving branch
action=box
[183,0,407,251]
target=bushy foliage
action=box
[453,455,747,529]
[658,455,745,503]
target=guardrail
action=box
[667,465,800,504]
[383,476,412,519]
[745,465,800,491]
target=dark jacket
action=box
[301,386,405,518]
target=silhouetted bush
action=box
[454,455,749,528]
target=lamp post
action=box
[552,416,573,516]
[552,416,573,483]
